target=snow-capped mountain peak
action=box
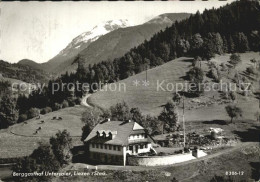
[59,19,131,56]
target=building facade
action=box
[84,119,154,166]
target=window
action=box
[109,145,112,150]
[96,144,99,148]
[105,145,107,149]
[145,144,148,148]
[117,146,121,151]
[101,144,103,149]
[140,145,143,149]
[113,145,116,150]
[129,146,133,150]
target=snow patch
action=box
[59,19,131,56]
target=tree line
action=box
[12,130,72,182]
[81,100,180,141]
[0,80,80,129]
[58,0,260,95]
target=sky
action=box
[0,1,235,63]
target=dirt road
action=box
[81,94,92,108]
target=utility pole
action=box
[182,96,186,148]
[146,64,148,82]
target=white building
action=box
[84,119,154,166]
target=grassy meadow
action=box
[89,52,259,121]
[0,106,87,159]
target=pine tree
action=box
[228,36,235,53]
[234,32,249,53]
[0,94,19,129]
[222,36,228,53]
[214,33,224,55]
[158,101,179,133]
[189,33,204,57]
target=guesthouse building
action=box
[84,119,154,166]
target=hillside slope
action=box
[17,59,44,71]
[89,52,259,121]
[0,60,50,83]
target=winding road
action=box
[81,94,92,108]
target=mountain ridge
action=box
[18,13,191,75]
[51,13,191,74]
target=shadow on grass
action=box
[179,75,189,81]
[240,71,257,81]
[233,125,260,142]
[181,58,194,63]
[179,91,200,98]
[250,162,260,181]
[202,120,228,125]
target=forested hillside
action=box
[57,0,260,94]
[0,60,50,83]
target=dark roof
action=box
[84,120,151,146]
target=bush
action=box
[18,114,28,123]
[187,67,204,82]
[40,107,52,115]
[75,97,81,105]
[62,100,69,108]
[68,100,76,107]
[233,72,242,84]
[246,66,257,75]
[229,53,241,67]
[158,152,167,156]
[211,131,217,139]
[220,62,228,71]
[53,103,62,111]
[208,67,221,82]
[13,144,61,182]
[50,130,72,165]
[225,105,242,123]
[27,108,40,119]
[229,91,237,101]
[192,59,198,67]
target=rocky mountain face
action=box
[19,13,190,75]
[42,20,131,74]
